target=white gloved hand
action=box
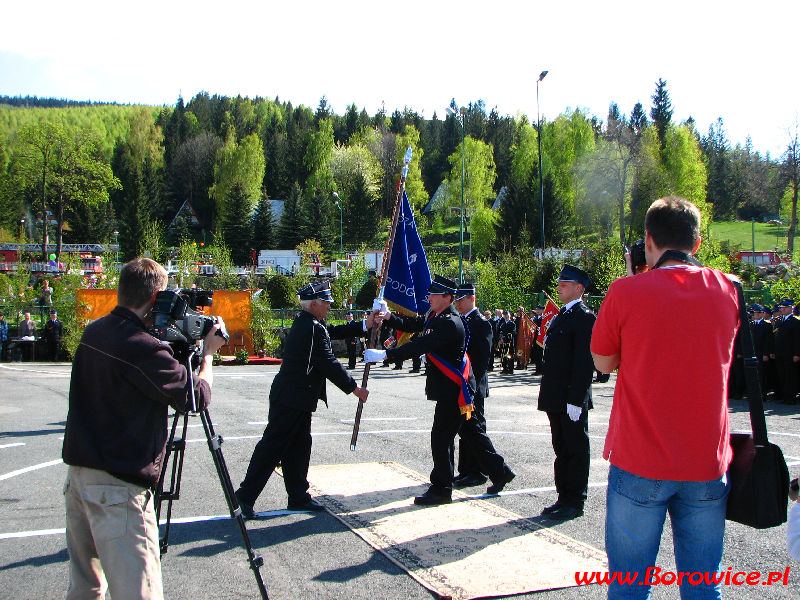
[364,349,387,363]
[372,298,388,313]
[566,404,582,422]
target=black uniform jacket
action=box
[751,319,774,359]
[270,310,363,412]
[464,309,492,399]
[385,305,476,402]
[774,315,800,358]
[537,301,596,413]
[499,318,516,341]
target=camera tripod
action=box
[155,353,268,599]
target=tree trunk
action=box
[40,163,48,261]
[790,183,799,255]
[56,192,64,259]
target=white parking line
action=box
[1,459,63,481]
[0,443,25,450]
[0,365,69,376]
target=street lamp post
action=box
[537,70,548,251]
[331,192,343,258]
[18,218,25,241]
[112,230,119,264]
[446,101,466,284]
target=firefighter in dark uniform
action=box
[750,304,774,401]
[530,305,544,375]
[453,283,514,488]
[773,299,800,404]
[235,282,371,518]
[364,275,515,505]
[537,265,595,521]
[498,311,516,374]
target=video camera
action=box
[149,288,229,346]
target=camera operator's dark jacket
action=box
[62,306,210,488]
[270,310,363,412]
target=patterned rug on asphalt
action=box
[307,462,607,599]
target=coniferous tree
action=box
[220,182,253,265]
[250,196,276,251]
[278,183,305,249]
[703,119,734,220]
[631,103,648,135]
[650,78,673,153]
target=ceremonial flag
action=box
[516,313,537,367]
[383,190,431,343]
[535,296,560,348]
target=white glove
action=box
[364,349,387,363]
[372,298,388,313]
[566,404,582,422]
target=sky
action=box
[1,0,798,158]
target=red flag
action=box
[536,297,560,348]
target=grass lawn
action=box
[708,221,791,252]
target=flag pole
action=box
[350,146,413,450]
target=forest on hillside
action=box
[0,79,798,271]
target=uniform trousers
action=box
[237,404,313,507]
[431,395,506,493]
[776,356,797,402]
[457,394,488,477]
[64,465,163,600]
[547,410,590,509]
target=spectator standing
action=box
[591,196,738,600]
[44,310,63,361]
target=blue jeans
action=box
[605,464,729,600]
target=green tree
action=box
[250,196,276,252]
[278,183,305,249]
[446,136,497,216]
[650,78,673,153]
[17,121,66,259]
[266,273,295,308]
[220,182,254,265]
[396,126,429,209]
[210,132,265,231]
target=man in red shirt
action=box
[592,197,738,599]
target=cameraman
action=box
[591,197,738,599]
[62,258,226,600]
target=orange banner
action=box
[75,289,253,355]
[515,314,537,368]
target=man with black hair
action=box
[592,196,738,599]
[62,258,227,600]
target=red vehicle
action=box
[0,243,107,274]
[736,251,789,266]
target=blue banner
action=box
[383,190,431,316]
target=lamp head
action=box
[538,70,549,81]
[331,191,340,204]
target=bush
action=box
[266,274,296,308]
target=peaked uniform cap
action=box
[428,274,458,296]
[455,283,476,299]
[557,264,589,287]
[298,281,334,302]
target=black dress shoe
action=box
[392,365,403,370]
[453,474,488,488]
[541,501,562,515]
[235,492,258,520]
[287,498,326,512]
[547,505,583,520]
[413,489,452,505]
[487,467,516,495]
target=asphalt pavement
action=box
[1,360,799,599]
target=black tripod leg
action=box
[155,411,189,556]
[200,409,269,600]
